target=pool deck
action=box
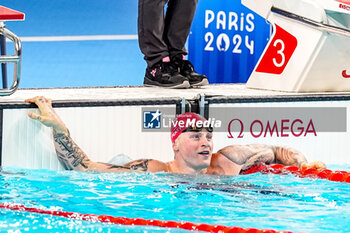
[1,84,350,106]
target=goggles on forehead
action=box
[182,125,213,133]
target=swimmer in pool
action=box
[25,96,326,175]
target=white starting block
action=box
[0,6,24,96]
[242,0,350,92]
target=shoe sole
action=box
[190,78,209,87]
[144,79,190,89]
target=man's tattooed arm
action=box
[273,146,308,167]
[25,96,168,173]
[218,144,276,169]
[53,131,91,171]
[218,144,312,169]
[102,159,151,172]
[53,131,167,172]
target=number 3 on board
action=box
[272,39,285,68]
[256,24,297,75]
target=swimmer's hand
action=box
[25,96,69,135]
[301,161,326,170]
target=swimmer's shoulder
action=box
[147,159,168,172]
[206,153,242,175]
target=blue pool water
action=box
[0,166,349,233]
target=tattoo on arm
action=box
[239,145,276,169]
[130,159,149,172]
[274,146,307,167]
[53,131,90,170]
[218,144,275,166]
[103,160,150,172]
[218,144,308,169]
[53,132,152,172]
[128,159,150,171]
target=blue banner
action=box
[189,0,271,84]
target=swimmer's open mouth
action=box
[198,151,210,155]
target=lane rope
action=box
[240,164,350,183]
[0,203,294,233]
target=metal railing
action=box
[0,21,22,96]
[271,6,350,38]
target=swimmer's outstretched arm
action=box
[25,96,167,173]
[53,131,166,172]
[217,144,325,169]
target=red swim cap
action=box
[170,112,208,142]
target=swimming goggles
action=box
[182,125,213,133]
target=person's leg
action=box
[138,0,169,68]
[138,0,189,88]
[163,0,197,57]
[164,0,208,86]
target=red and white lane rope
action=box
[0,203,293,233]
[240,164,350,183]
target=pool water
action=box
[0,166,349,233]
